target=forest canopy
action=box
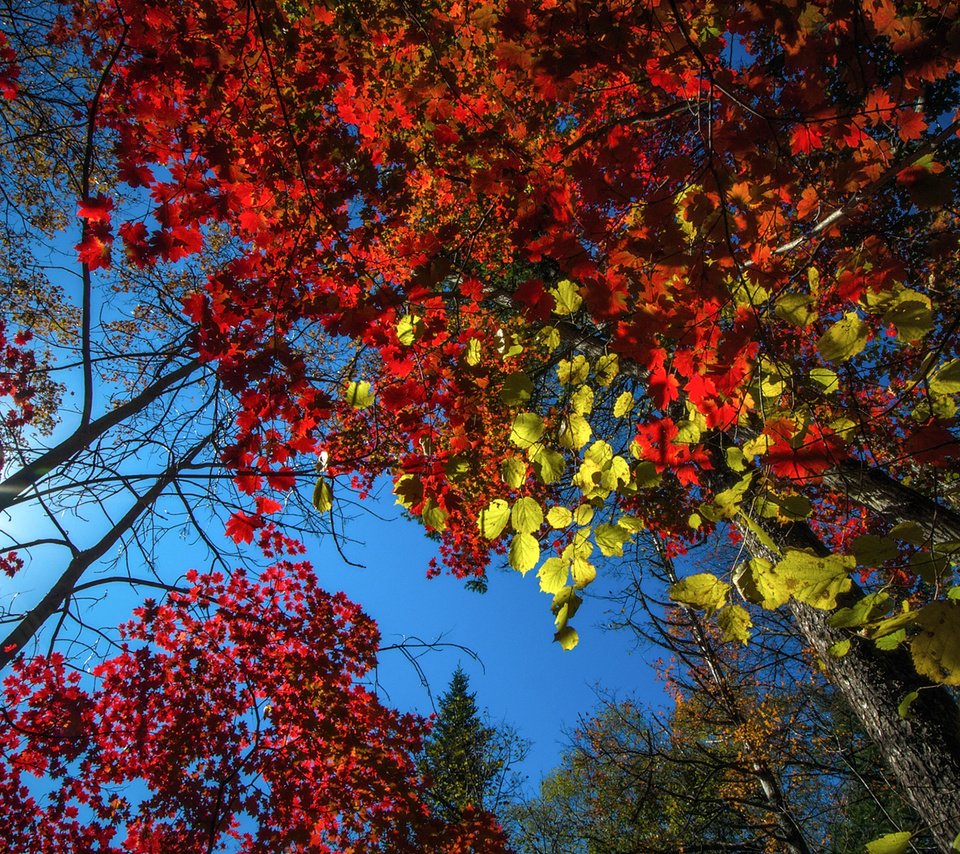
[1,0,960,849]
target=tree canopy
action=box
[2,0,960,848]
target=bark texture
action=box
[738,517,960,851]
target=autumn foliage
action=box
[0,560,508,851]
[3,0,960,846]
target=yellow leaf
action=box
[538,557,568,594]
[669,573,731,614]
[911,601,960,685]
[344,380,375,409]
[554,625,579,650]
[558,412,592,450]
[396,314,424,345]
[546,506,573,528]
[817,312,868,363]
[508,532,540,574]
[501,457,527,488]
[478,498,510,539]
[613,391,634,418]
[511,496,544,534]
[510,412,545,448]
[312,478,333,513]
[551,279,582,315]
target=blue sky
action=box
[308,487,667,790]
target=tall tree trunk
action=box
[737,516,960,851]
[823,459,960,543]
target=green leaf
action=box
[312,477,333,513]
[851,534,898,566]
[511,496,544,534]
[554,625,579,650]
[817,312,868,363]
[595,523,631,557]
[500,371,534,405]
[508,532,540,575]
[829,592,892,629]
[828,639,851,658]
[613,391,635,418]
[865,610,918,643]
[875,628,907,650]
[633,460,661,488]
[884,295,932,342]
[551,279,583,315]
[865,831,913,854]
[775,292,818,326]
[911,601,960,685]
[726,446,746,471]
[538,557,569,594]
[777,494,812,520]
[890,520,925,545]
[702,473,753,521]
[809,367,839,393]
[910,549,948,584]
[344,380,375,408]
[445,455,471,481]
[716,605,752,645]
[669,573,731,614]
[737,513,779,554]
[510,412,545,448]
[546,506,573,528]
[531,446,566,484]
[898,690,919,720]
[479,498,510,539]
[396,314,424,345]
[558,413,592,450]
[930,359,960,395]
[501,457,527,488]
[422,499,448,532]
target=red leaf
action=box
[648,367,680,410]
[225,511,261,544]
[77,195,114,223]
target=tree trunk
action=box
[823,459,960,543]
[737,517,960,851]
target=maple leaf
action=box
[789,123,824,155]
[77,195,114,223]
[225,511,261,544]
[75,231,112,270]
[648,367,680,410]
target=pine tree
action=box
[419,668,525,823]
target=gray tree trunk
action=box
[737,516,960,851]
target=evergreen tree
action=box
[420,668,526,823]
